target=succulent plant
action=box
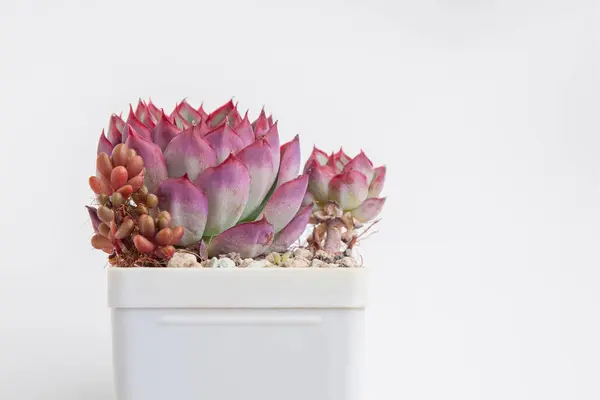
[88,143,187,265]
[90,99,310,263]
[303,147,386,253]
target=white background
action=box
[1,0,599,399]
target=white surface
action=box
[110,268,364,400]
[0,0,599,399]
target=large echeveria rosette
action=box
[96,99,309,259]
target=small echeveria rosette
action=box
[303,147,386,253]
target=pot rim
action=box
[108,267,367,309]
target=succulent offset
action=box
[303,147,386,253]
[89,99,311,264]
[88,142,186,264]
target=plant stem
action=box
[324,218,343,253]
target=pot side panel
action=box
[112,308,364,400]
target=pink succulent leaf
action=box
[307,161,336,202]
[252,109,270,137]
[204,124,244,164]
[233,112,255,147]
[86,206,101,232]
[125,127,168,193]
[269,205,312,252]
[152,110,181,151]
[277,134,301,187]
[207,100,235,128]
[312,146,330,165]
[206,217,274,258]
[237,138,276,219]
[351,197,386,223]
[329,170,369,210]
[171,109,192,130]
[198,239,208,260]
[302,146,330,173]
[327,148,352,172]
[194,154,251,236]
[262,122,280,178]
[226,105,242,127]
[301,191,314,207]
[267,115,274,127]
[368,166,386,198]
[134,99,155,128]
[107,114,125,146]
[120,124,137,144]
[147,99,163,123]
[126,104,153,140]
[157,175,208,246]
[163,125,218,181]
[341,151,375,183]
[197,103,208,120]
[262,174,308,233]
[251,109,265,129]
[196,117,211,136]
[97,130,114,155]
[177,99,204,125]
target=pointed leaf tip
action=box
[277,134,301,187]
[97,131,114,156]
[328,147,352,172]
[125,130,168,193]
[126,104,152,140]
[152,109,181,151]
[204,123,244,164]
[176,99,205,125]
[342,151,375,183]
[163,126,217,181]
[303,146,329,173]
[207,99,235,128]
[107,114,125,146]
[368,166,386,198]
[233,113,255,146]
[86,206,101,232]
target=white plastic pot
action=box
[108,267,367,400]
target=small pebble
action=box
[314,250,334,263]
[293,248,313,260]
[294,258,310,268]
[281,252,291,263]
[283,259,310,268]
[247,260,272,269]
[326,263,340,268]
[239,258,254,268]
[205,257,219,268]
[310,259,326,268]
[167,252,199,268]
[220,252,242,265]
[339,257,358,268]
[266,252,282,265]
[217,257,236,268]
